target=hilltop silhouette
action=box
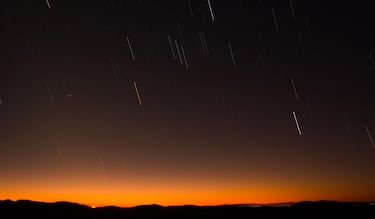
[0,200,373,218]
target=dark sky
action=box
[0,0,374,207]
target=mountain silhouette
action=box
[0,200,373,218]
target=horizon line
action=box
[2,199,374,209]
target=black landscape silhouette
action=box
[1,199,374,218]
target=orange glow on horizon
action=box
[2,179,374,208]
[1,156,374,208]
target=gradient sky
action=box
[0,0,375,207]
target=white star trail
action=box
[175,40,183,64]
[207,0,215,22]
[199,31,210,55]
[291,77,299,102]
[293,111,302,136]
[133,81,143,106]
[365,125,375,149]
[53,136,64,168]
[228,41,237,68]
[202,32,209,55]
[187,0,194,16]
[168,35,176,60]
[198,32,206,55]
[126,36,135,61]
[46,0,51,9]
[180,44,189,69]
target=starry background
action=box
[0,0,374,207]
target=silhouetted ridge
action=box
[0,200,374,219]
[133,204,163,209]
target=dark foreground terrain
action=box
[0,200,374,218]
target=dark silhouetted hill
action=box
[0,200,374,218]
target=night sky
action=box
[1,0,375,207]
